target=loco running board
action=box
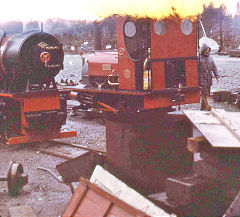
[5,131,77,145]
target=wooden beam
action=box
[9,206,36,217]
[211,109,240,142]
[184,109,240,148]
[62,177,148,217]
[62,178,88,217]
[224,189,240,217]
[187,136,206,153]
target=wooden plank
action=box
[224,189,240,217]
[90,165,172,217]
[9,206,36,217]
[184,109,240,148]
[51,140,106,154]
[187,136,206,153]
[107,205,135,217]
[30,142,88,159]
[62,177,148,217]
[87,180,147,217]
[32,148,72,159]
[62,178,88,217]
[211,109,240,141]
[74,188,111,217]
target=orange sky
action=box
[0,0,238,22]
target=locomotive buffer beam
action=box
[5,131,77,145]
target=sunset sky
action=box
[0,0,238,22]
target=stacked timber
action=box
[162,110,240,216]
[228,49,240,57]
[212,90,238,105]
[62,166,173,217]
[164,136,240,216]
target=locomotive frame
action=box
[71,16,200,113]
[0,90,76,145]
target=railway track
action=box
[28,139,106,160]
[27,139,106,194]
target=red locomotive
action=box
[0,22,76,144]
[72,16,200,113]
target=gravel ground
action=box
[0,54,240,217]
[182,54,240,112]
[212,55,240,92]
[0,110,105,217]
[55,54,85,85]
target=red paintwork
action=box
[88,51,118,77]
[0,91,77,145]
[144,92,200,109]
[150,19,198,106]
[7,131,77,145]
[117,17,136,90]
[151,19,197,59]
[152,62,165,90]
[75,16,200,110]
[185,60,199,87]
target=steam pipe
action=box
[199,20,207,37]
[41,22,43,32]
[218,9,223,52]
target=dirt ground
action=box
[0,106,105,217]
[0,54,240,217]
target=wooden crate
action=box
[62,177,149,217]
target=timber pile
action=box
[228,49,240,57]
[212,90,240,108]
[62,165,172,217]
[130,109,240,217]
[182,109,240,216]
[157,109,240,216]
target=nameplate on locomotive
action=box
[46,46,60,50]
[46,64,61,68]
[38,42,48,48]
[102,64,112,71]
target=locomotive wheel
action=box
[7,161,28,196]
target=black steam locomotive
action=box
[0,22,76,144]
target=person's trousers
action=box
[200,87,211,111]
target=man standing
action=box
[199,43,219,111]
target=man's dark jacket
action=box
[199,43,219,89]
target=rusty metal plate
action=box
[56,152,104,183]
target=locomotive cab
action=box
[73,16,200,113]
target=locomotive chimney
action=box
[94,22,102,50]
[41,22,44,32]
[23,21,40,32]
